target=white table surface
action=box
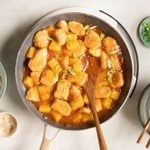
[0,0,150,150]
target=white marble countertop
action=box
[0,0,150,150]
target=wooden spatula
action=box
[83,56,108,150]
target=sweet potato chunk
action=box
[51,99,72,116]
[30,72,41,85]
[23,76,34,89]
[69,86,81,98]
[46,26,55,36]
[33,29,49,48]
[84,30,101,48]
[72,112,82,123]
[100,51,108,70]
[48,58,62,76]
[40,70,56,87]
[26,86,39,102]
[102,98,113,109]
[39,104,51,114]
[66,35,80,51]
[28,48,47,72]
[102,36,116,52]
[56,20,68,32]
[73,40,86,57]
[81,107,91,114]
[70,58,83,73]
[50,110,62,122]
[82,113,94,122]
[70,96,84,111]
[109,54,121,70]
[96,70,108,87]
[26,46,36,59]
[111,90,120,100]
[68,21,84,36]
[60,56,69,69]
[48,58,59,68]
[37,85,50,101]
[54,29,66,46]
[69,72,88,86]
[69,86,84,110]
[49,41,61,52]
[54,80,71,100]
[89,47,101,57]
[95,99,103,112]
[111,71,124,88]
[83,93,89,104]
[95,85,111,99]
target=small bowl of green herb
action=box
[0,62,7,100]
[139,16,150,47]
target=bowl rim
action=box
[0,62,7,100]
[138,84,150,133]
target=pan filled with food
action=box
[15,7,138,130]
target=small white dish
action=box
[0,112,17,137]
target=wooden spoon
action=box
[83,56,108,150]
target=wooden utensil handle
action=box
[91,103,108,150]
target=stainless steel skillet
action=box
[15,7,138,130]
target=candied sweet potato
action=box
[95,99,103,112]
[100,51,108,70]
[26,86,39,102]
[82,113,94,122]
[54,80,71,100]
[54,29,66,46]
[66,35,80,51]
[30,72,41,85]
[69,72,88,86]
[111,71,124,88]
[56,20,68,32]
[39,104,51,114]
[83,93,89,104]
[37,85,50,101]
[95,85,111,99]
[48,58,62,76]
[102,36,116,52]
[33,29,49,48]
[49,41,61,52]
[68,21,84,36]
[51,99,72,116]
[84,30,101,48]
[72,111,82,123]
[69,86,84,110]
[40,69,56,87]
[28,48,47,72]
[70,96,84,111]
[89,47,101,57]
[23,76,34,89]
[26,46,36,59]
[81,107,91,114]
[111,90,120,100]
[50,110,62,122]
[109,54,121,70]
[102,98,113,109]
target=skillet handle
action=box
[40,138,53,150]
[39,124,60,150]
